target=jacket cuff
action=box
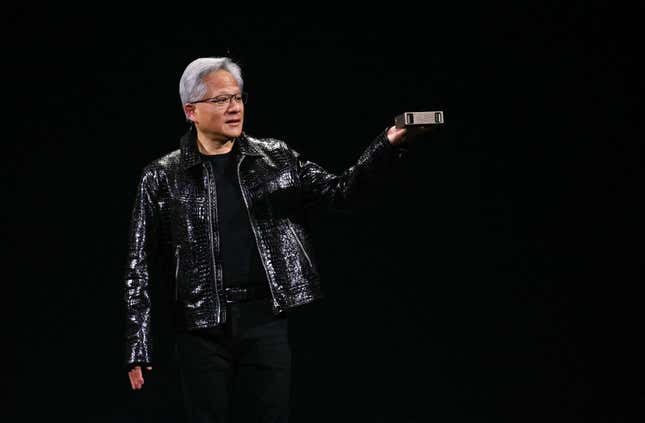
[376,128,409,160]
[127,361,151,371]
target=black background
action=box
[9,6,643,423]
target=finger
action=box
[129,372,139,390]
[130,376,141,390]
[135,367,144,386]
[129,369,136,390]
[129,367,144,390]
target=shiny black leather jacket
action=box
[124,128,404,365]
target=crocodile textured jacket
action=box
[124,127,405,366]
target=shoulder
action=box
[244,133,291,152]
[136,149,180,189]
[142,149,181,175]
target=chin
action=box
[228,129,243,138]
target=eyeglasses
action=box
[189,92,248,107]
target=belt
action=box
[223,284,271,304]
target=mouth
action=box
[225,119,242,126]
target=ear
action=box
[184,103,197,122]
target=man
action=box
[124,56,424,422]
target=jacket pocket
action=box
[287,221,313,268]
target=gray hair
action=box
[179,57,244,118]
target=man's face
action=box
[185,69,244,141]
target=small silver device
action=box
[394,111,445,128]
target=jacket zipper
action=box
[174,244,181,300]
[204,163,223,322]
[287,221,313,268]
[237,156,277,302]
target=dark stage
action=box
[9,8,642,422]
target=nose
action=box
[226,98,242,112]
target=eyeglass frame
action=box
[188,92,248,107]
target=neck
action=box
[196,134,235,155]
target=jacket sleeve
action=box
[295,129,407,209]
[123,166,160,367]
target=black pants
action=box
[176,299,291,423]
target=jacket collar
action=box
[179,126,261,170]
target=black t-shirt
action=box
[200,150,267,288]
